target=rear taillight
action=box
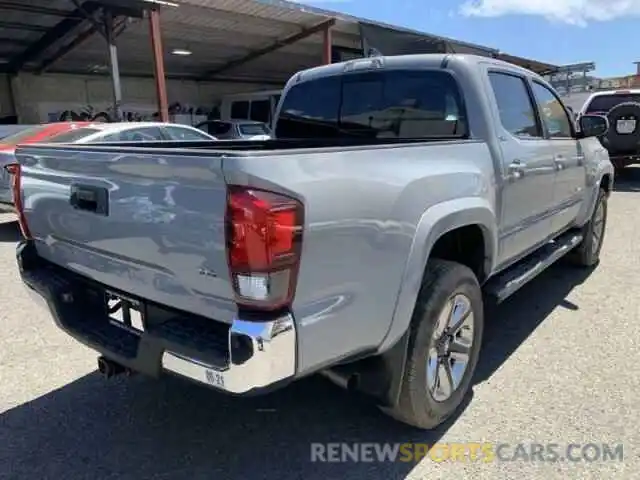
[4,163,31,239]
[226,185,304,311]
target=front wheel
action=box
[568,188,608,267]
[382,260,484,429]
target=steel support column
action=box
[104,11,122,122]
[322,23,332,65]
[149,9,169,123]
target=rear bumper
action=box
[17,240,297,395]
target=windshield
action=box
[0,124,56,145]
[239,123,270,136]
[585,94,640,113]
[276,69,466,140]
[48,127,102,143]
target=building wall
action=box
[11,72,279,124]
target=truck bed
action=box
[16,137,490,375]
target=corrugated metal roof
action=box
[496,53,559,75]
[0,0,558,80]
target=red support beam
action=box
[149,8,169,122]
[322,23,332,65]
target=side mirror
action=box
[578,114,609,138]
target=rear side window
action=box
[276,70,467,139]
[488,72,541,139]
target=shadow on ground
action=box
[0,220,20,243]
[0,263,594,480]
[613,166,640,193]
[474,262,594,384]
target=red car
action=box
[0,122,91,211]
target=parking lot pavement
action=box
[1,172,639,480]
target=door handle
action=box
[507,160,526,180]
[554,155,565,170]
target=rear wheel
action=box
[568,188,608,267]
[382,260,483,429]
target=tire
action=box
[568,188,608,267]
[605,101,640,153]
[382,259,484,429]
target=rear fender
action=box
[378,197,498,353]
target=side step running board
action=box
[484,232,583,303]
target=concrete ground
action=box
[1,170,638,480]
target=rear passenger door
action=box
[487,71,557,266]
[529,80,585,235]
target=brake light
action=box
[4,163,31,239]
[226,185,304,311]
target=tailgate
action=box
[16,144,236,323]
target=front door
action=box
[530,80,586,234]
[487,70,557,267]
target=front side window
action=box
[531,81,573,138]
[276,70,467,140]
[488,72,541,139]
[163,126,212,141]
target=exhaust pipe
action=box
[97,356,128,378]
[320,368,359,391]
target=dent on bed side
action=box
[377,197,498,353]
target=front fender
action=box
[378,197,498,352]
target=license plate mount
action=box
[105,291,146,334]
[616,119,636,134]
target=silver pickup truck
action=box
[13,54,613,430]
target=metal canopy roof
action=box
[0,0,559,84]
[494,52,559,76]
